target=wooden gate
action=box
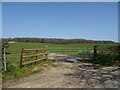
[20,45,48,67]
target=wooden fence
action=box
[20,45,48,67]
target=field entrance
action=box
[48,47,94,60]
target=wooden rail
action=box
[22,58,46,66]
[23,53,47,58]
[24,49,47,51]
[20,45,48,67]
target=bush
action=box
[92,45,120,66]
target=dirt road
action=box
[3,53,120,88]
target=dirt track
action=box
[3,53,120,88]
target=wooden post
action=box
[93,46,97,60]
[36,50,38,60]
[20,48,24,68]
[70,48,71,56]
[45,45,48,60]
[118,45,120,56]
[3,48,6,71]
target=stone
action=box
[102,75,113,78]
[93,84,105,88]
[92,76,101,79]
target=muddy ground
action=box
[2,53,120,88]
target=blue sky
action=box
[0,2,2,38]
[2,2,118,42]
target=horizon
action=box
[2,37,116,42]
[2,2,118,42]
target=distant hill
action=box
[2,37,115,44]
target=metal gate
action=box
[48,47,94,60]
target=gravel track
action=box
[3,53,120,88]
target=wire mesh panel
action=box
[48,47,93,60]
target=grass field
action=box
[5,42,118,66]
[2,42,118,81]
[6,42,117,54]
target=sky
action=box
[2,2,118,42]
[0,2,2,38]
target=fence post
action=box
[70,48,71,56]
[36,50,38,60]
[20,48,24,68]
[118,45,120,56]
[45,45,48,60]
[3,48,6,71]
[93,46,97,60]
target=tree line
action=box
[2,38,115,44]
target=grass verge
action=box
[2,59,55,82]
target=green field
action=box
[2,42,118,81]
[5,42,118,66]
[5,42,118,65]
[6,42,117,54]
